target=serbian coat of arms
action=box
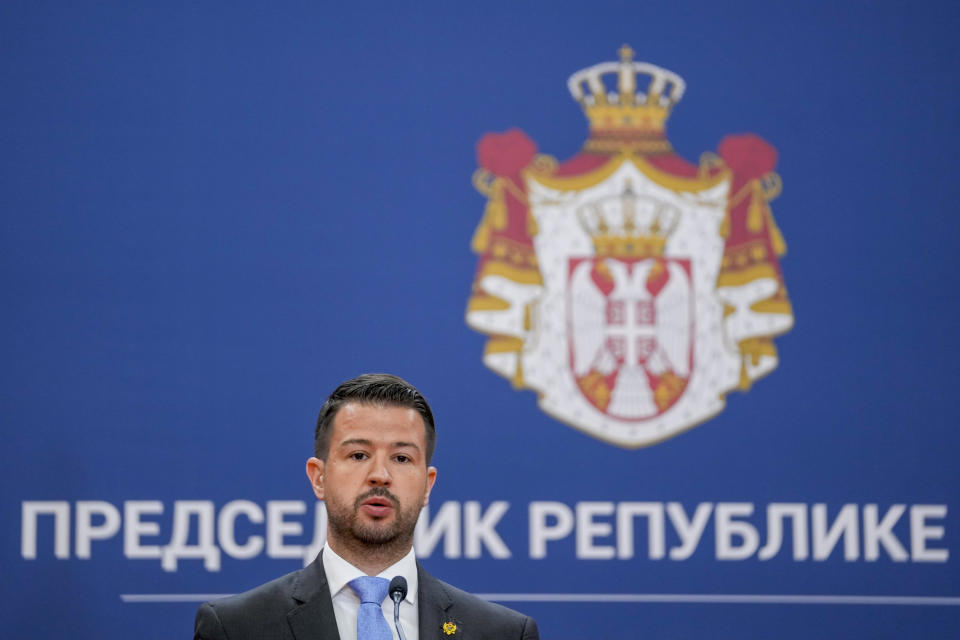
[466,46,793,448]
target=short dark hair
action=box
[314,373,436,464]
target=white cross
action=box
[605,297,656,366]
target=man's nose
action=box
[367,456,391,485]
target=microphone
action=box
[389,576,408,640]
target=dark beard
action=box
[327,487,418,549]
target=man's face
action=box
[306,402,437,552]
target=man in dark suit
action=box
[195,373,539,640]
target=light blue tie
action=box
[348,576,393,640]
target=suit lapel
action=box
[287,553,342,640]
[417,563,455,640]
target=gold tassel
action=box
[766,209,787,256]
[737,357,752,390]
[747,184,765,233]
[470,220,490,253]
[511,353,525,389]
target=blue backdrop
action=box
[2,2,959,638]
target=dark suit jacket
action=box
[194,556,539,640]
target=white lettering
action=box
[576,502,615,560]
[811,504,859,561]
[715,502,759,560]
[863,504,908,561]
[22,498,946,568]
[162,501,220,571]
[266,500,306,559]
[217,500,264,560]
[124,501,163,559]
[415,502,461,559]
[21,501,70,559]
[75,501,121,559]
[910,504,948,562]
[464,501,510,558]
[616,502,665,559]
[758,503,808,560]
[529,501,574,559]
[666,502,712,560]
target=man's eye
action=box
[349,452,368,461]
[394,455,410,463]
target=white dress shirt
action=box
[322,542,419,640]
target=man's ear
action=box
[422,466,437,508]
[306,457,325,500]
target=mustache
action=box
[354,487,400,509]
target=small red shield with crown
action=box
[467,46,793,447]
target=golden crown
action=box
[568,46,685,150]
[577,182,679,259]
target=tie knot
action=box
[348,576,390,605]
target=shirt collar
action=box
[322,541,418,605]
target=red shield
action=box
[567,256,694,420]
